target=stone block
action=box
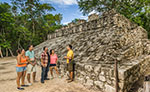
[99,75,106,82]
[104,84,115,92]
[94,65,101,75]
[85,65,93,72]
[94,81,104,89]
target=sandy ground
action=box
[0,57,99,92]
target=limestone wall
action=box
[47,14,100,40]
[34,9,150,92]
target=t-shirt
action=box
[25,50,35,61]
[67,50,74,64]
[50,54,58,64]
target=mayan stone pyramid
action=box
[34,9,150,92]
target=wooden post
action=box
[144,75,150,92]
[115,59,119,92]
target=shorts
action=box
[26,64,37,74]
[16,67,27,72]
[67,62,73,72]
[50,64,56,67]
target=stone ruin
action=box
[88,13,99,21]
[34,9,150,92]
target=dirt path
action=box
[0,57,99,92]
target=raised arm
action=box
[65,54,72,60]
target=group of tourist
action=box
[16,44,74,90]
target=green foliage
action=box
[72,18,79,24]
[77,0,150,38]
[0,1,62,56]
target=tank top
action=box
[16,56,27,67]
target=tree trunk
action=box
[8,48,14,57]
[19,42,23,49]
[18,39,23,49]
[31,19,35,44]
[6,48,8,57]
[0,47,3,58]
[112,0,116,8]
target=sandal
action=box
[66,78,71,80]
[17,87,24,90]
[67,80,73,83]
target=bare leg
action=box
[33,72,36,82]
[16,72,23,88]
[21,71,26,85]
[54,66,59,75]
[70,72,73,81]
[50,67,53,77]
[27,73,31,83]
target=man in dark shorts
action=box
[64,44,74,83]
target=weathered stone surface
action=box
[85,65,93,72]
[85,77,94,88]
[94,81,104,89]
[105,84,115,92]
[88,13,99,21]
[99,75,106,82]
[94,65,101,75]
[34,9,150,92]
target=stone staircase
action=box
[34,9,150,92]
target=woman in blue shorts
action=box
[16,48,28,90]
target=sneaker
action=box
[66,78,70,80]
[51,76,54,80]
[17,87,24,90]
[27,83,32,86]
[58,76,61,78]
[21,85,29,87]
[44,78,50,80]
[67,80,73,83]
[41,81,44,84]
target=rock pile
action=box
[34,9,150,92]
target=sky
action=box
[0,0,92,25]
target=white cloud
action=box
[80,15,88,20]
[88,10,99,16]
[63,21,70,25]
[40,0,77,5]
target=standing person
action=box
[64,44,74,83]
[44,51,50,80]
[26,45,37,85]
[16,48,28,90]
[49,49,60,79]
[40,46,49,83]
